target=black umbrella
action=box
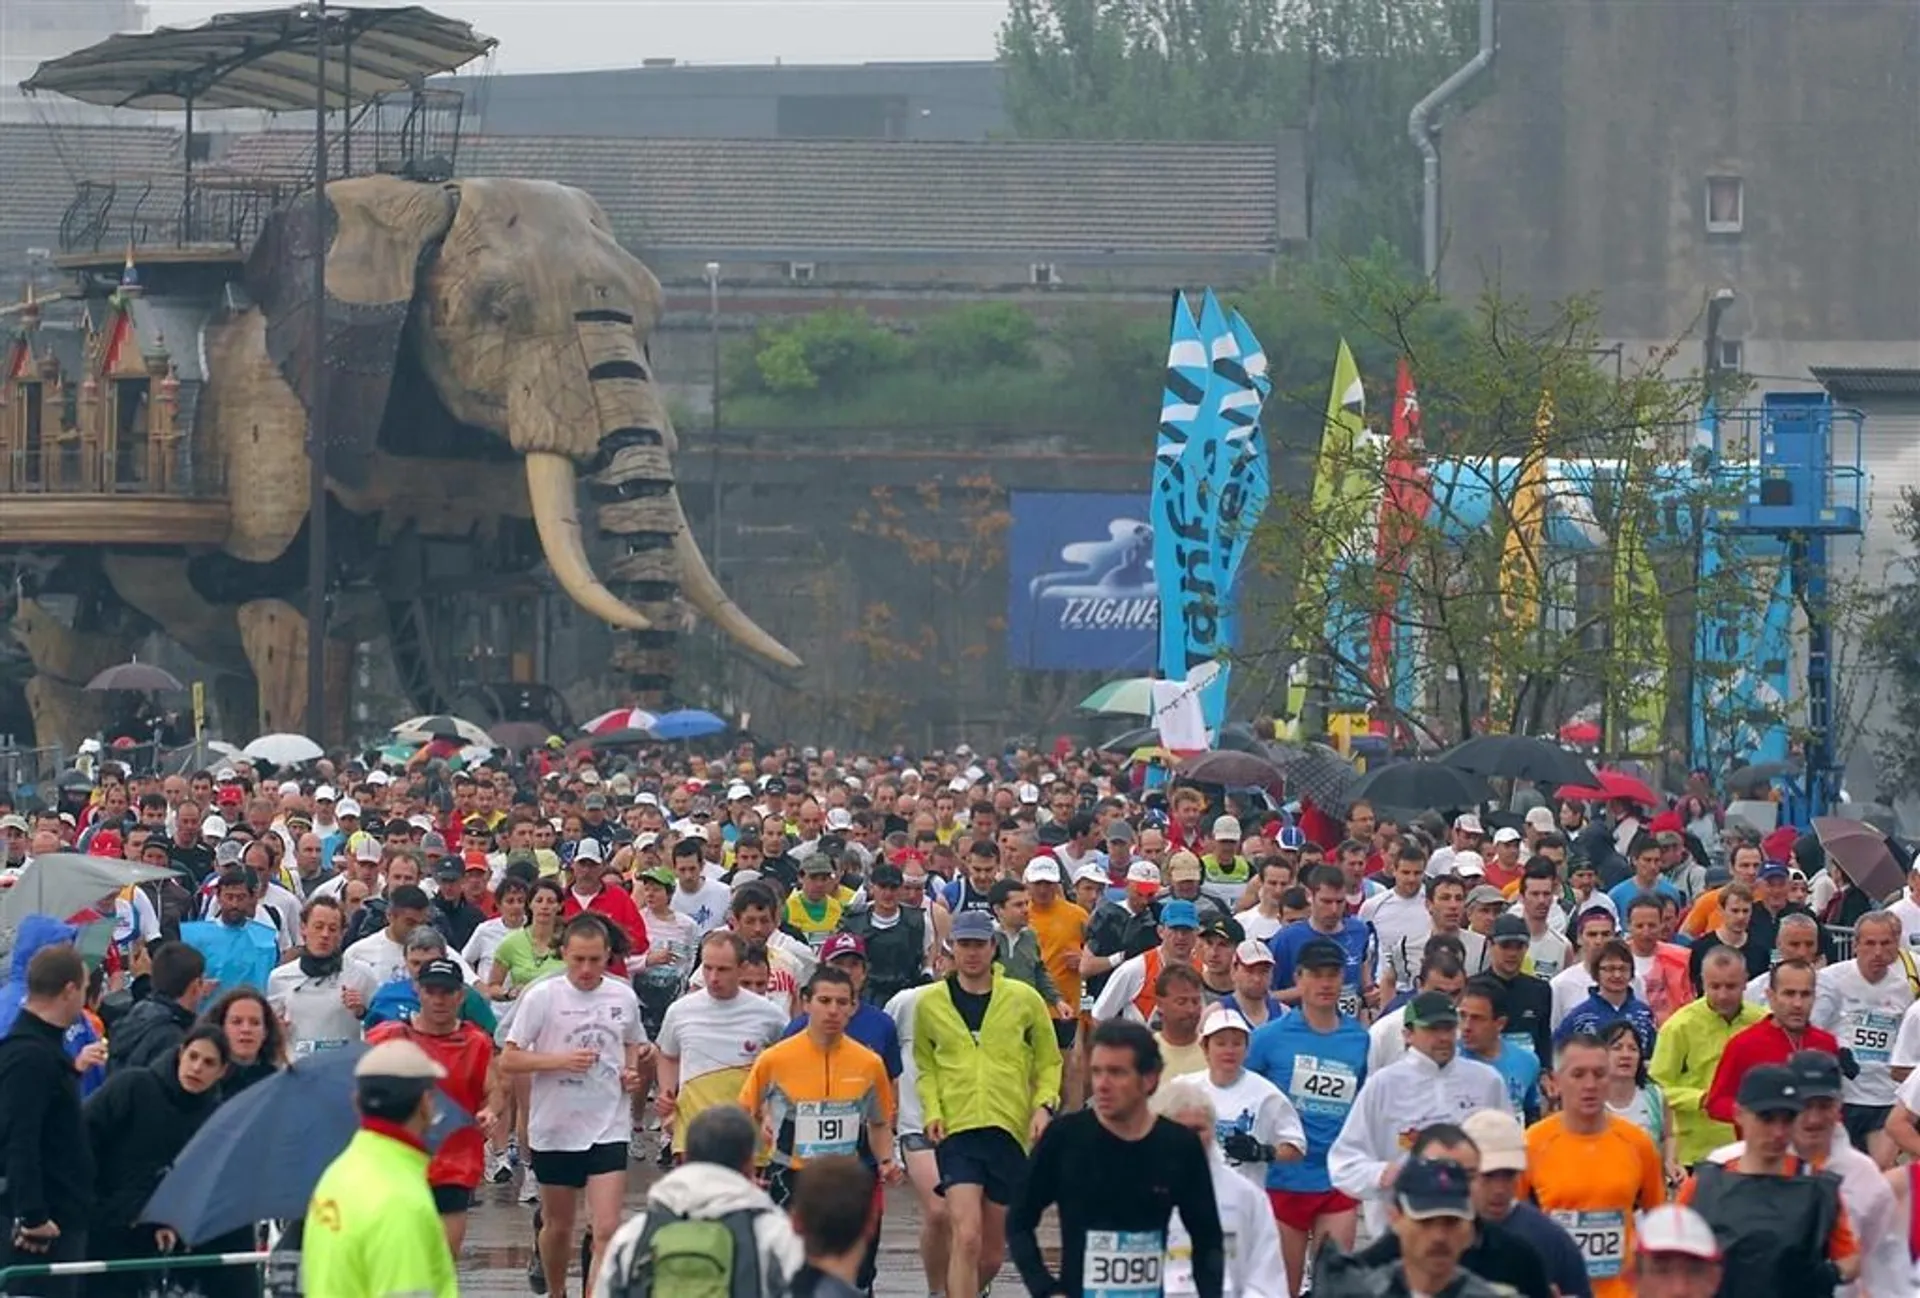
[1440,735,1595,788]
[85,660,184,692]
[1275,742,1360,810]
[1725,762,1794,797]
[1177,750,1288,789]
[1349,761,1491,815]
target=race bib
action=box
[1287,1053,1358,1116]
[1552,1209,1626,1279]
[1337,990,1363,1018]
[1845,1009,1900,1063]
[792,1099,862,1159]
[1083,1230,1163,1298]
[1163,1231,1235,1298]
[293,1038,351,1059]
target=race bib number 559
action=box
[1083,1230,1163,1298]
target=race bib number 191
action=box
[792,1100,861,1160]
[1083,1230,1163,1298]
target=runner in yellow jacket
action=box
[303,1040,459,1298]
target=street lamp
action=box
[704,261,722,697]
[306,0,331,741]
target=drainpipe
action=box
[1409,0,1497,283]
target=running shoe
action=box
[519,1171,541,1204]
[486,1146,513,1184]
[629,1130,651,1162]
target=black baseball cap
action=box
[1395,1157,1474,1221]
[1200,915,1246,944]
[1295,937,1348,971]
[1490,914,1530,945]
[1736,1064,1805,1116]
[417,958,464,990]
[1405,991,1460,1029]
[1786,1049,1843,1101]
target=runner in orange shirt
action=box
[1523,1030,1666,1298]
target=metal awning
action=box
[1811,366,1920,402]
[21,5,496,113]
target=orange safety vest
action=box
[1128,945,1200,1022]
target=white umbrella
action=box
[390,715,496,747]
[242,733,324,765]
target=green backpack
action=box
[609,1206,773,1298]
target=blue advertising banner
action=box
[1007,491,1160,671]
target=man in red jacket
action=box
[1703,957,1838,1123]
[563,838,648,975]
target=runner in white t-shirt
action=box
[655,930,788,1155]
[1824,911,1918,1166]
[1358,847,1431,993]
[503,913,650,1298]
[265,894,378,1058]
[885,981,949,1298]
[1172,1005,1306,1192]
[1885,872,1920,951]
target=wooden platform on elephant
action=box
[0,496,229,546]
[55,247,248,273]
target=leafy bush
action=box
[750,308,909,399]
[913,302,1041,378]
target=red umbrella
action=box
[1558,719,1601,746]
[1557,767,1661,807]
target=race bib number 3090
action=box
[1083,1230,1163,1298]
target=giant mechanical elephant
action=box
[14,173,799,746]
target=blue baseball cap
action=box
[950,910,996,942]
[1159,899,1200,929]
[1277,825,1308,852]
[1758,860,1790,881]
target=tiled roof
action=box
[212,131,1299,259]
[0,122,181,270]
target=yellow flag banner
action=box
[1288,339,1370,728]
[1490,390,1553,725]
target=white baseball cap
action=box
[574,838,604,864]
[1074,862,1110,886]
[277,780,301,796]
[1234,939,1275,967]
[1125,860,1162,889]
[1634,1205,1721,1261]
[1453,813,1484,835]
[201,814,229,840]
[1023,857,1062,884]
[825,808,853,832]
[364,770,391,786]
[313,785,337,802]
[1016,782,1040,805]
[336,799,362,819]
[1460,1109,1527,1174]
[1491,827,1523,844]
[1451,851,1486,878]
[634,791,660,807]
[726,783,753,801]
[1211,815,1243,840]
[1199,1005,1253,1039]
[1524,806,1556,832]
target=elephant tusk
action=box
[524,452,653,631]
[671,490,803,670]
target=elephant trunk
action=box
[519,320,799,693]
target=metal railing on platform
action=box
[2,442,224,498]
[0,1249,270,1296]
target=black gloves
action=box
[1837,1048,1860,1081]
[1222,1131,1270,1164]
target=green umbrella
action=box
[1078,678,1157,716]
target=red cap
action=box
[88,830,122,858]
[216,785,244,807]
[1763,825,1799,864]
[1647,810,1685,836]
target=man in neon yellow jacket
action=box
[303,1039,459,1298]
[1647,946,1767,1166]
[914,909,1063,1298]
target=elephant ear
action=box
[245,175,457,491]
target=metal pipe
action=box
[306,0,330,741]
[1409,0,1496,283]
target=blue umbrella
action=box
[648,708,728,741]
[142,1043,471,1245]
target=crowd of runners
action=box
[0,739,1916,1297]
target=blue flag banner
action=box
[1151,293,1219,725]
[1205,307,1272,728]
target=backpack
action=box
[609,1206,775,1298]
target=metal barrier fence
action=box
[0,744,66,801]
[0,1249,269,1296]
[1825,924,1855,963]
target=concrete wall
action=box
[1439,0,1920,367]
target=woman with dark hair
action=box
[83,1025,230,1295]
[200,987,285,1099]
[1602,1018,1682,1189]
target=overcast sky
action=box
[144,1,1010,69]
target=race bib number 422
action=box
[1083,1230,1163,1298]
[1288,1054,1358,1115]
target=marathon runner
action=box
[1524,1031,1668,1298]
[1812,909,1913,1165]
[1178,1005,1305,1190]
[503,914,651,1298]
[915,908,1061,1298]
[1149,1075,1288,1298]
[1267,866,1377,1018]
[1092,899,1201,1025]
[267,894,377,1058]
[654,930,788,1158]
[1243,937,1370,1297]
[365,955,502,1252]
[739,965,900,1291]
[885,979,951,1298]
[1009,1019,1224,1298]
